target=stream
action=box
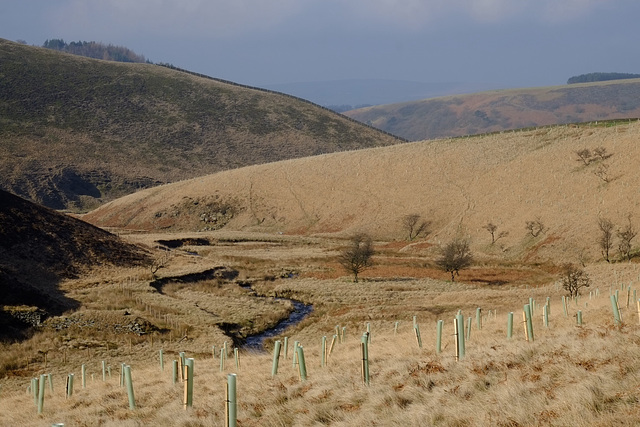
[242,299,313,351]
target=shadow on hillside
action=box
[0,267,80,341]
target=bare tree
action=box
[596,217,615,262]
[575,148,592,166]
[525,217,545,237]
[560,264,590,298]
[436,238,473,282]
[593,146,612,161]
[150,250,170,279]
[401,214,430,241]
[338,233,374,283]
[483,222,508,245]
[618,219,637,261]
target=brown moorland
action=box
[3,121,640,425]
[0,38,402,211]
[85,119,640,265]
[345,81,640,140]
[0,230,639,426]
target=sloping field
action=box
[345,80,640,140]
[85,120,640,264]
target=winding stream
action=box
[242,299,313,351]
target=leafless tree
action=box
[338,233,374,283]
[436,238,473,282]
[525,217,545,237]
[596,217,615,262]
[483,222,508,245]
[150,250,170,279]
[593,146,613,161]
[575,148,592,166]
[560,264,590,298]
[401,214,430,241]
[618,219,637,261]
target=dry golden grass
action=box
[85,120,640,266]
[2,232,640,426]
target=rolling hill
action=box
[84,119,640,265]
[344,80,640,141]
[0,38,402,211]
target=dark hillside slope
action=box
[0,190,148,337]
[0,39,402,211]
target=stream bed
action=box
[242,300,313,351]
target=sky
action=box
[2,0,640,90]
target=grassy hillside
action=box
[344,80,640,141]
[85,120,640,265]
[0,190,148,338]
[0,38,402,211]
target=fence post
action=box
[436,320,443,354]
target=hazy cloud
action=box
[49,0,303,39]
[43,0,612,40]
[2,0,638,88]
[341,0,610,28]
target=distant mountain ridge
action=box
[344,79,640,141]
[263,79,505,109]
[0,39,402,211]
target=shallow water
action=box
[242,299,313,351]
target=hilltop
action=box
[85,120,640,265]
[0,39,402,211]
[344,80,640,140]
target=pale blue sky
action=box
[2,0,639,89]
